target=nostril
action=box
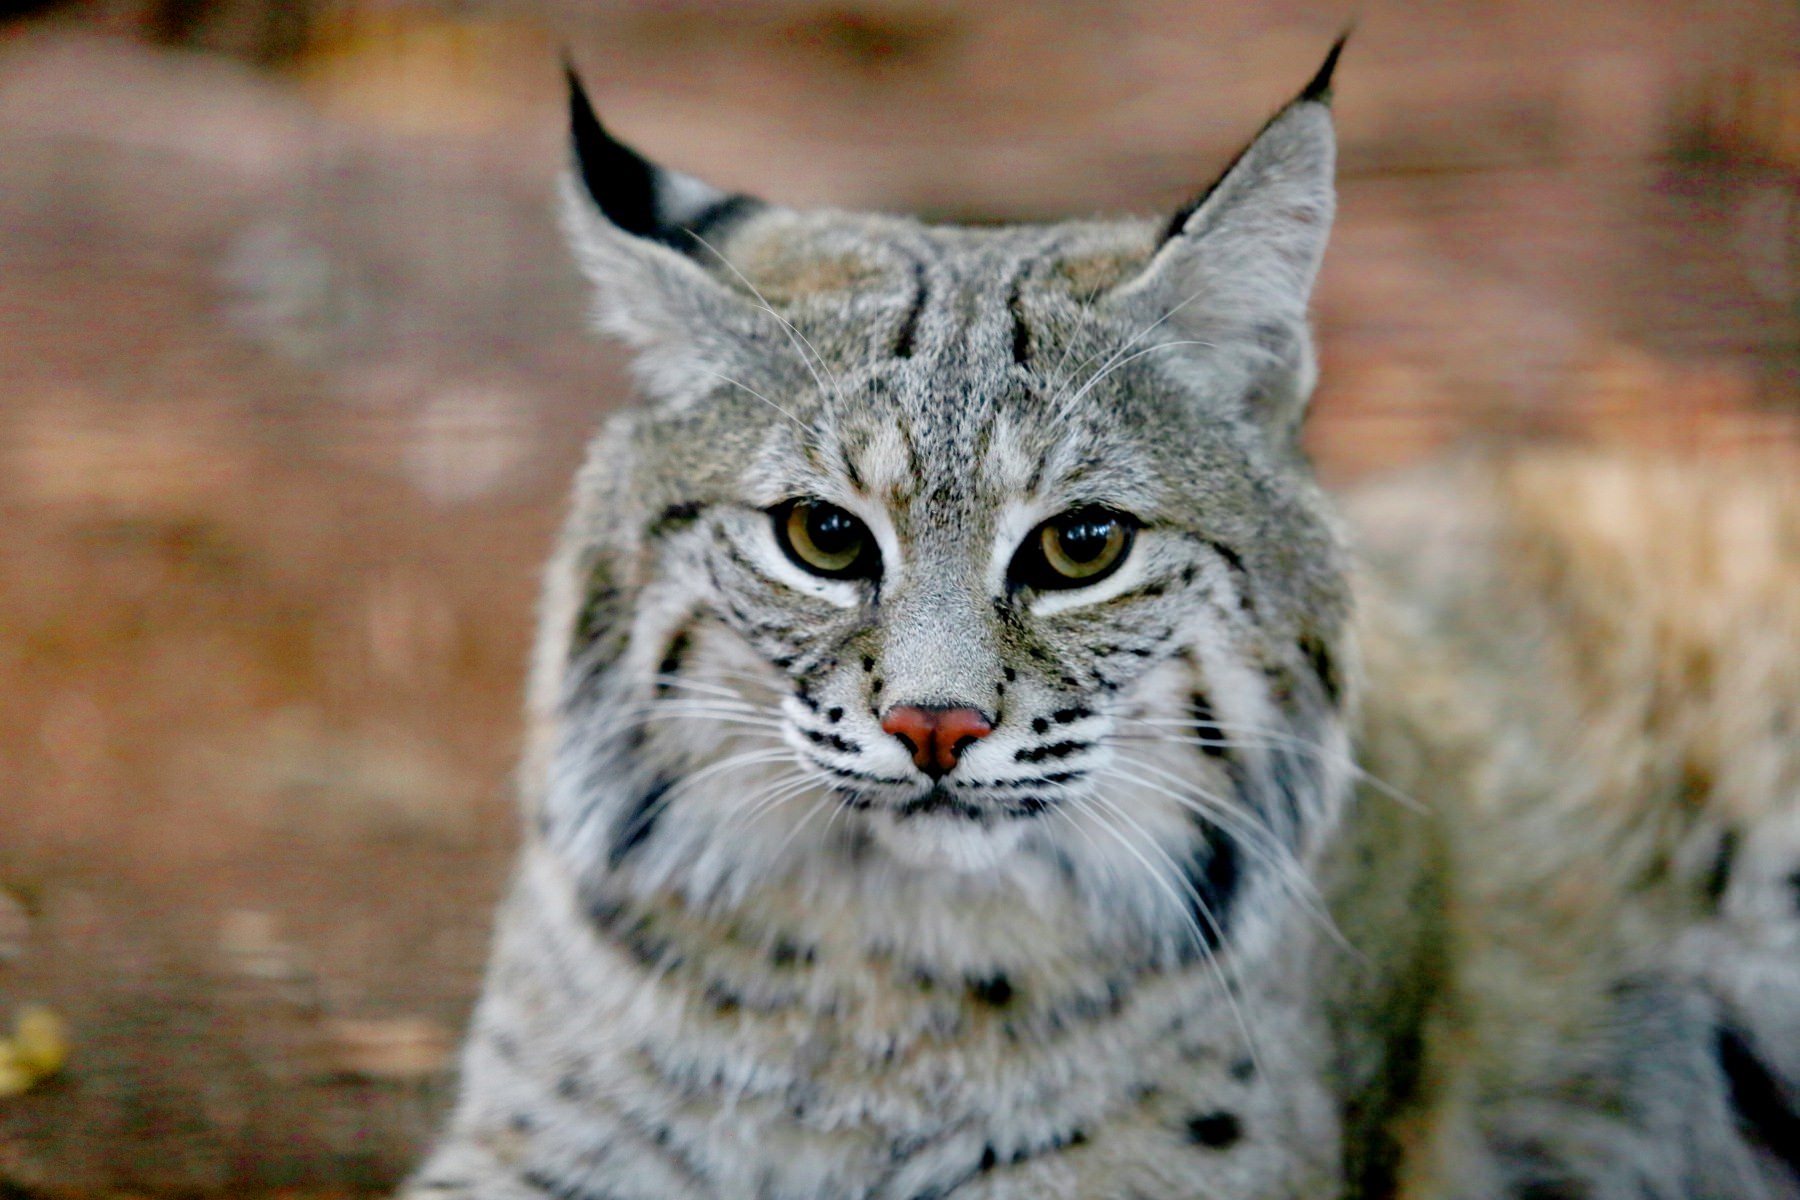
[880,706,937,773]
[881,704,993,777]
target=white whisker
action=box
[1067,793,1267,1075]
[688,231,845,408]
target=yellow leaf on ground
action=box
[0,1043,33,1098]
[13,1005,68,1077]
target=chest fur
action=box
[444,849,1352,1200]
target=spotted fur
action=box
[403,45,1800,1200]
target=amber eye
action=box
[1012,507,1135,591]
[774,499,877,580]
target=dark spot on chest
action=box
[1185,1111,1243,1149]
[770,937,815,968]
[1177,822,1242,955]
[966,973,1015,1008]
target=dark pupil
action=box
[1056,517,1115,563]
[807,506,861,554]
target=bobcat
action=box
[403,42,1800,1199]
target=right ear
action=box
[561,67,769,400]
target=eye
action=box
[1012,507,1136,591]
[773,499,879,580]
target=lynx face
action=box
[539,53,1351,961]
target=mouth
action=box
[850,785,1041,872]
[841,782,1057,823]
[894,785,986,821]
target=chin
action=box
[864,808,1030,873]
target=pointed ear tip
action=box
[1299,29,1352,106]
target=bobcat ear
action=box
[1115,36,1344,434]
[567,66,762,253]
[561,67,768,400]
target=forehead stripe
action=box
[892,259,927,360]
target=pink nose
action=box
[880,705,994,778]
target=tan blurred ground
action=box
[0,1,1797,1193]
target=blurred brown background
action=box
[0,0,1796,1193]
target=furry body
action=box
[404,56,1799,1199]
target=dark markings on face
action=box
[1191,693,1229,759]
[1015,739,1089,764]
[970,1126,1091,1179]
[655,627,692,694]
[608,775,677,869]
[1703,828,1739,906]
[1716,1023,1800,1177]
[572,578,619,652]
[521,1167,620,1200]
[1200,538,1253,604]
[1299,632,1342,707]
[802,727,860,755]
[769,936,816,968]
[1007,274,1031,366]
[568,556,630,693]
[648,500,706,540]
[821,763,912,788]
[892,258,928,359]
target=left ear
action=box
[1114,37,1343,435]
[561,66,773,404]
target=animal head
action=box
[534,42,1354,964]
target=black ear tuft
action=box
[567,64,668,245]
[1158,35,1346,244]
[1298,30,1350,106]
[565,65,761,254]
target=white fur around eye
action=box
[1025,531,1163,617]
